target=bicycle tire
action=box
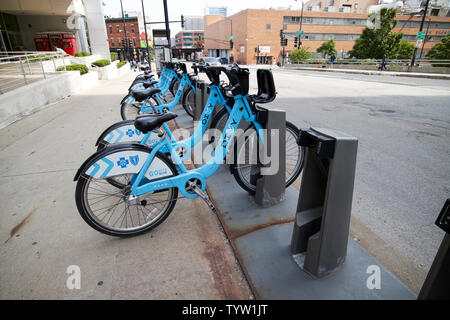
[231,121,305,195]
[181,86,195,118]
[75,145,178,237]
[120,95,160,120]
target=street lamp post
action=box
[141,0,152,64]
[409,0,430,71]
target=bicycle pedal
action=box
[190,183,217,213]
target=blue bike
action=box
[74,65,304,236]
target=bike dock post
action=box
[290,128,358,277]
[193,80,207,121]
[418,198,450,300]
[251,107,286,207]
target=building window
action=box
[109,26,113,34]
[121,39,124,47]
[116,25,119,33]
[131,24,135,33]
[111,39,114,47]
[133,38,136,47]
[266,23,271,30]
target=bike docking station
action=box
[206,125,416,299]
[170,68,415,299]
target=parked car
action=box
[219,57,229,64]
[199,57,221,66]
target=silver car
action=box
[199,57,221,66]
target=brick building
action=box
[105,17,142,51]
[204,8,450,64]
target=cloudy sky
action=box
[102,0,307,35]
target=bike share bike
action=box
[74,64,305,236]
[120,62,196,119]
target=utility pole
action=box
[141,0,151,64]
[230,19,233,63]
[297,0,304,48]
[419,15,432,60]
[409,0,430,71]
[162,0,172,61]
[120,0,129,61]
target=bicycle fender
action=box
[96,121,161,146]
[74,144,173,182]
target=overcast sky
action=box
[102,0,307,35]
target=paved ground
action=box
[253,67,450,293]
[0,72,252,299]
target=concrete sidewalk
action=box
[0,72,252,299]
[284,65,450,80]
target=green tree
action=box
[426,34,450,59]
[317,39,337,57]
[289,47,312,63]
[394,39,415,59]
[349,8,403,59]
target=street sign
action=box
[229,36,235,40]
[296,30,304,35]
[416,31,426,40]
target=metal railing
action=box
[0,51,69,94]
[287,58,450,67]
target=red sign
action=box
[140,32,147,41]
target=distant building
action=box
[303,0,379,13]
[183,16,204,30]
[204,6,227,17]
[204,8,450,64]
[174,30,204,60]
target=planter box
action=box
[69,54,102,66]
[117,62,131,76]
[95,63,119,80]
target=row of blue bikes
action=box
[74,61,305,237]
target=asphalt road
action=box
[261,68,450,277]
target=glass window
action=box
[109,26,113,34]
[131,25,135,33]
[116,25,119,33]
[266,24,271,30]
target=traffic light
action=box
[181,15,184,28]
[280,29,284,38]
[281,38,287,47]
[294,36,298,48]
[128,39,132,48]
[230,40,233,49]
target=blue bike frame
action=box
[129,93,264,199]
[139,72,196,113]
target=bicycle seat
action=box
[134,112,177,133]
[143,80,159,88]
[132,87,162,102]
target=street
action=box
[261,68,450,291]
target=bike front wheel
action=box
[181,87,195,118]
[75,147,178,237]
[120,95,160,120]
[231,121,305,195]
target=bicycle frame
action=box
[140,72,196,112]
[128,93,264,199]
[125,67,177,104]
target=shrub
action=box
[289,47,312,63]
[117,61,127,69]
[56,64,88,75]
[92,59,111,67]
[74,51,91,57]
[110,52,118,61]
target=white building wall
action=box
[83,0,110,60]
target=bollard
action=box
[291,128,358,278]
[252,107,286,207]
[418,198,450,300]
[193,80,208,121]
